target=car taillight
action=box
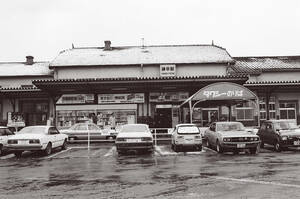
[8,140,17,144]
[29,139,40,144]
[116,138,125,142]
[141,137,152,141]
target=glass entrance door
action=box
[202,109,219,127]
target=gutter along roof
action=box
[32,75,248,94]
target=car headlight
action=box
[281,136,288,141]
[141,137,152,141]
[177,136,184,139]
[8,140,18,144]
[223,138,231,142]
[29,139,40,144]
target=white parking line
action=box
[0,154,15,160]
[155,146,216,156]
[45,148,72,159]
[203,146,217,153]
[212,176,300,188]
[104,146,115,157]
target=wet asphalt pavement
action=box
[1,144,300,199]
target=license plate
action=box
[237,143,246,148]
[294,141,300,146]
[18,140,28,145]
[126,139,141,143]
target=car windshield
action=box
[177,126,200,134]
[274,121,298,130]
[18,127,46,134]
[121,125,148,133]
[217,123,245,131]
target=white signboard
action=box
[98,93,144,104]
[57,94,94,104]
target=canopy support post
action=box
[189,100,193,123]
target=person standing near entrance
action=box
[109,113,116,128]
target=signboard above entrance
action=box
[192,82,257,101]
[98,93,144,104]
[150,92,189,102]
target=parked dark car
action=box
[257,120,300,152]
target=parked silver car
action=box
[204,122,260,154]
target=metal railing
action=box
[67,128,173,145]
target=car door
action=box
[0,129,7,145]
[207,123,217,146]
[54,127,65,146]
[88,124,102,140]
[265,122,275,145]
[269,123,280,145]
[48,127,59,148]
[257,122,267,143]
[75,124,88,139]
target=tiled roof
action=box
[230,56,300,75]
[33,75,248,83]
[50,44,234,67]
[245,80,300,86]
[0,62,53,77]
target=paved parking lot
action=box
[1,143,300,199]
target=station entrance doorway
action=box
[155,105,172,128]
[202,108,219,127]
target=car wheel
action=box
[260,141,264,148]
[0,145,3,156]
[44,143,52,156]
[274,141,282,152]
[216,140,223,153]
[62,139,67,150]
[174,144,179,152]
[198,145,202,151]
[14,151,23,158]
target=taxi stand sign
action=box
[179,82,259,124]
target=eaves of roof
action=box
[245,80,300,86]
[33,75,248,84]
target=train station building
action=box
[1,41,300,129]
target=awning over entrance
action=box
[181,82,258,107]
[180,82,259,125]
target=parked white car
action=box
[115,124,154,154]
[7,126,68,158]
[60,123,116,142]
[171,124,202,152]
[0,126,14,155]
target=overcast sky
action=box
[1,0,300,62]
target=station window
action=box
[279,101,297,120]
[236,101,254,121]
[259,97,276,120]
